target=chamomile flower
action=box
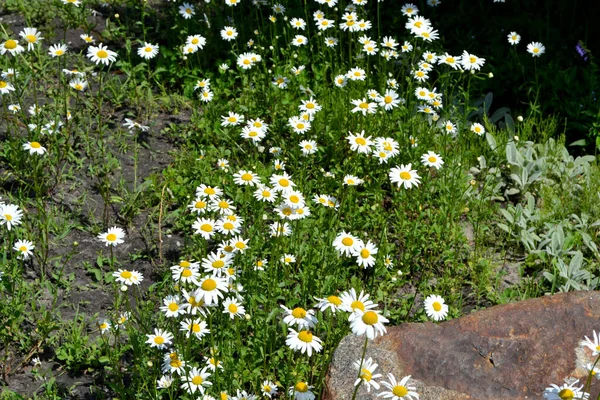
[1,39,25,55]
[377,89,401,110]
[98,226,125,246]
[352,240,378,268]
[353,357,382,392]
[48,43,68,57]
[334,74,348,87]
[180,318,210,340]
[223,297,246,319]
[113,269,143,286]
[193,218,218,240]
[461,51,485,71]
[288,382,315,400]
[471,122,485,136]
[187,35,207,49]
[87,44,117,65]
[19,28,43,51]
[527,41,545,57]
[80,34,95,44]
[292,35,308,46]
[333,231,363,256]
[299,140,318,155]
[261,380,278,398]
[347,67,367,81]
[13,239,34,260]
[23,141,46,155]
[379,374,419,399]
[351,98,377,115]
[220,26,238,41]
[424,294,448,321]
[270,172,296,192]
[146,328,174,349]
[286,329,323,356]
[346,130,373,153]
[389,164,421,189]
[581,330,600,356]
[350,309,388,339]
[253,186,277,203]
[543,378,589,400]
[421,151,444,169]
[138,42,159,59]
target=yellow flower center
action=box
[416,71,425,77]
[289,195,300,204]
[19,246,27,251]
[297,123,305,129]
[191,38,199,44]
[297,331,313,343]
[170,359,182,368]
[168,303,178,311]
[264,385,272,392]
[392,386,409,397]
[120,270,132,279]
[191,376,203,385]
[262,190,271,198]
[400,171,411,180]
[154,336,165,344]
[200,223,212,232]
[469,56,476,63]
[97,50,108,58]
[55,50,64,56]
[558,389,574,400]
[4,40,17,50]
[243,59,251,65]
[99,323,108,329]
[282,207,293,216]
[235,241,246,249]
[195,200,206,209]
[228,303,238,313]
[30,141,42,149]
[359,102,369,109]
[279,178,290,187]
[185,8,192,13]
[192,323,201,332]
[355,137,366,145]
[292,307,307,318]
[327,295,342,305]
[432,301,442,312]
[213,259,225,268]
[533,48,539,53]
[385,96,393,104]
[360,249,370,258]
[25,34,37,43]
[0,81,7,88]
[180,260,191,268]
[241,173,253,181]
[106,233,117,241]
[362,311,378,325]
[360,369,372,381]
[4,214,12,221]
[201,279,217,291]
[295,382,309,392]
[351,300,365,311]
[144,47,152,52]
[428,156,436,163]
[182,269,192,277]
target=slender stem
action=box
[350,336,369,400]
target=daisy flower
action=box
[351,98,377,115]
[288,116,311,134]
[346,130,373,153]
[543,378,589,400]
[1,39,25,55]
[180,318,210,339]
[401,3,418,16]
[233,170,260,186]
[471,122,485,136]
[253,186,277,203]
[98,226,125,246]
[461,51,485,71]
[581,330,600,356]
[138,42,159,59]
[13,239,34,260]
[333,231,363,256]
[340,288,376,315]
[179,3,195,19]
[347,67,367,81]
[377,89,402,110]
[344,175,364,186]
[87,44,118,65]
[48,43,68,57]
[314,295,343,313]
[299,140,318,155]
[196,184,223,199]
[113,269,143,286]
[353,357,382,392]
[223,297,246,319]
[157,375,174,389]
[379,374,419,399]
[292,35,308,46]
[192,217,218,240]
[351,310,388,339]
[261,380,278,398]
[527,42,546,57]
[288,382,315,400]
[334,74,348,87]
[97,318,111,334]
[62,0,81,5]
[80,34,95,44]
[507,32,521,45]
[204,356,224,372]
[146,328,174,349]
[281,305,318,328]
[290,18,306,30]
[19,28,44,51]
[186,35,206,49]
[196,276,228,305]
[273,76,289,89]
[389,164,421,189]
[221,26,238,41]
[188,197,208,214]
[413,69,429,82]
[421,151,444,169]
[438,53,461,69]
[162,351,186,375]
[286,329,323,356]
[352,240,378,268]
[423,294,448,321]
[270,172,295,192]
[160,295,186,318]
[69,77,88,92]
[23,141,47,155]
[181,366,211,395]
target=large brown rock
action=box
[324,291,600,399]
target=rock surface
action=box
[324,291,600,399]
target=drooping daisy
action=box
[146,328,174,349]
[13,239,34,260]
[97,226,125,246]
[379,374,419,399]
[353,357,382,392]
[23,141,47,155]
[87,44,118,65]
[389,164,421,189]
[286,329,323,356]
[138,42,159,59]
[527,42,545,57]
[421,151,444,169]
[423,294,448,321]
